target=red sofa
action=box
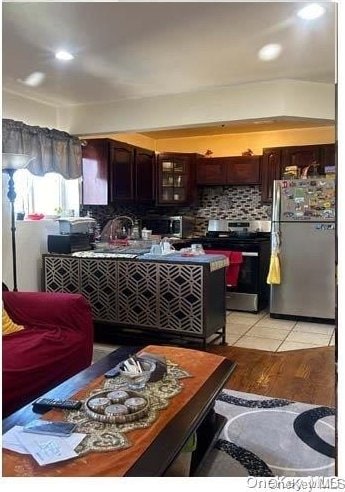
[2,291,94,417]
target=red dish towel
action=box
[205,250,243,286]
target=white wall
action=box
[3,80,335,137]
[56,80,335,136]
[15,220,60,291]
[2,90,58,127]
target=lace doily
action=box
[64,360,191,455]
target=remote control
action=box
[104,363,122,378]
[32,397,82,413]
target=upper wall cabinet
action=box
[196,156,261,186]
[109,141,134,201]
[156,152,199,206]
[261,143,336,204]
[227,156,261,185]
[81,139,109,205]
[81,139,155,205]
[320,143,336,169]
[195,157,227,185]
[260,148,282,204]
[135,146,156,203]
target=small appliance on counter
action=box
[47,217,96,254]
[57,217,96,235]
[141,215,195,239]
[47,234,93,254]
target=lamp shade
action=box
[2,153,34,171]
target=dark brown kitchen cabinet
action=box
[261,143,336,203]
[196,157,227,185]
[196,156,260,185]
[281,145,321,170]
[261,148,284,204]
[320,143,336,170]
[81,139,109,205]
[135,146,156,202]
[227,156,261,184]
[109,141,134,201]
[156,152,199,205]
[81,138,155,205]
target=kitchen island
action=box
[42,252,228,348]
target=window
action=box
[13,170,80,216]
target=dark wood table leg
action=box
[189,406,226,476]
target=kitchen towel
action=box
[205,250,243,287]
[267,231,281,285]
[266,253,281,285]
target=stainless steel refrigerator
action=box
[270,178,336,320]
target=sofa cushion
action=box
[2,291,94,417]
[3,321,89,415]
[2,306,24,336]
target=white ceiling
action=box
[141,117,333,139]
[2,1,336,109]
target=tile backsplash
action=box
[193,185,271,234]
[82,185,271,236]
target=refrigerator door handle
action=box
[272,180,281,223]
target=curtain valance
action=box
[2,119,82,179]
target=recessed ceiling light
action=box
[253,119,275,125]
[55,50,74,61]
[297,4,325,20]
[20,71,46,87]
[258,44,282,61]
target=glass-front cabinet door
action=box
[157,153,196,205]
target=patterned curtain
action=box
[2,119,82,179]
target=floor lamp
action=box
[2,153,33,291]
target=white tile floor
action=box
[92,312,335,359]
[226,310,335,352]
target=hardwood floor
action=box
[94,324,336,407]
[208,345,336,407]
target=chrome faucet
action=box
[109,215,135,240]
[112,215,134,227]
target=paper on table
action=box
[2,426,29,454]
[3,425,86,466]
[16,432,78,466]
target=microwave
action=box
[141,215,195,238]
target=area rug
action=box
[196,389,336,477]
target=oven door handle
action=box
[241,252,259,257]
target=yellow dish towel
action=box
[266,253,281,285]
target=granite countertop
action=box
[70,250,229,271]
[140,252,229,272]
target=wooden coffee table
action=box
[3,345,235,476]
